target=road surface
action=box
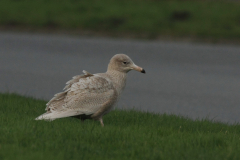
[1,32,240,123]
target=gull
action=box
[35,54,145,126]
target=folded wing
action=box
[36,70,116,120]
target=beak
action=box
[132,64,146,74]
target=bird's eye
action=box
[123,61,127,64]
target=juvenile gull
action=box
[35,54,145,126]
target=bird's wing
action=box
[44,70,116,119]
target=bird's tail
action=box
[35,111,81,121]
[35,112,56,121]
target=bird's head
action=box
[108,54,146,74]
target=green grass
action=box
[0,0,240,41]
[1,93,240,160]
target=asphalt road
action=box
[1,32,240,123]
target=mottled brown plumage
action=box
[35,54,145,126]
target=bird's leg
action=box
[99,118,104,127]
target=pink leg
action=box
[99,118,104,127]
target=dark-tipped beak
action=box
[141,69,146,73]
[132,64,146,74]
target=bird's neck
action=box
[106,70,127,96]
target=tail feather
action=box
[35,111,83,121]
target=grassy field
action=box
[0,0,240,41]
[1,93,240,160]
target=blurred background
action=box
[1,0,240,41]
[1,0,240,123]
